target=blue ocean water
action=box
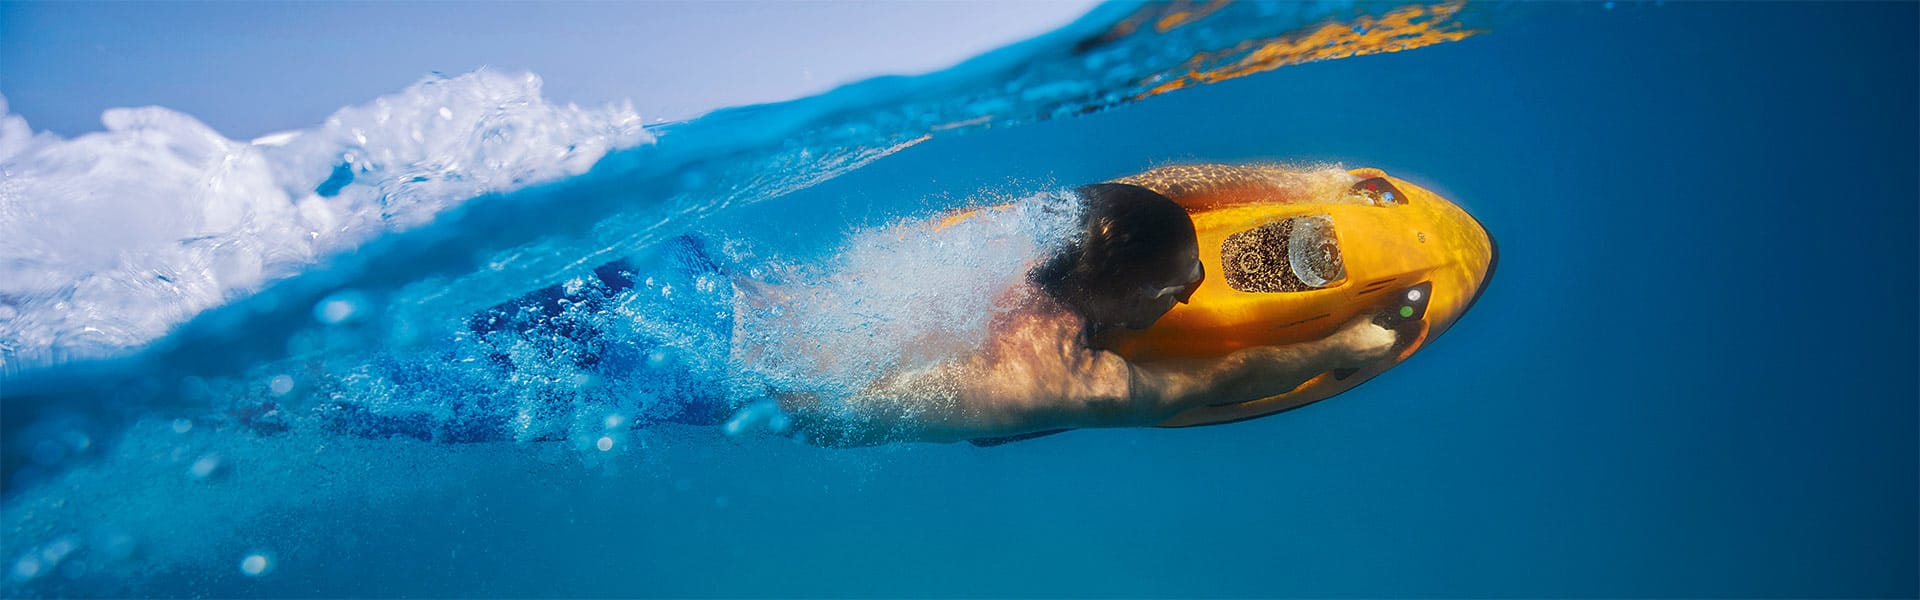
[1,1,1915,597]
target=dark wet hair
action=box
[1032,183,1198,313]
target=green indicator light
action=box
[1399,306,1415,318]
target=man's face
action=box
[1102,248,1203,329]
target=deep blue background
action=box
[687,3,1918,596]
[19,2,1916,597]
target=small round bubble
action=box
[596,436,614,452]
[268,374,295,396]
[11,556,42,582]
[189,454,222,480]
[313,290,369,325]
[239,553,270,576]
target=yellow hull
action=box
[1109,167,1497,427]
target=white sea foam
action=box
[0,70,650,370]
[732,191,1082,406]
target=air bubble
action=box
[723,400,786,436]
[596,436,614,452]
[11,556,42,582]
[171,419,194,434]
[313,290,370,325]
[12,537,78,582]
[268,374,295,396]
[189,454,223,480]
[239,553,271,576]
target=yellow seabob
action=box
[1106,165,1497,427]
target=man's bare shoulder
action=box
[979,286,1084,359]
[960,289,1135,427]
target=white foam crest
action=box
[262,69,648,230]
[0,71,650,370]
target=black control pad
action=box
[1373,281,1432,329]
[1334,282,1433,381]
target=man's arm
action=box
[1116,317,1397,424]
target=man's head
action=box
[1034,183,1204,330]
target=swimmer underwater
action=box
[326,164,1496,447]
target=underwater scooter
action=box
[1106,167,1497,427]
